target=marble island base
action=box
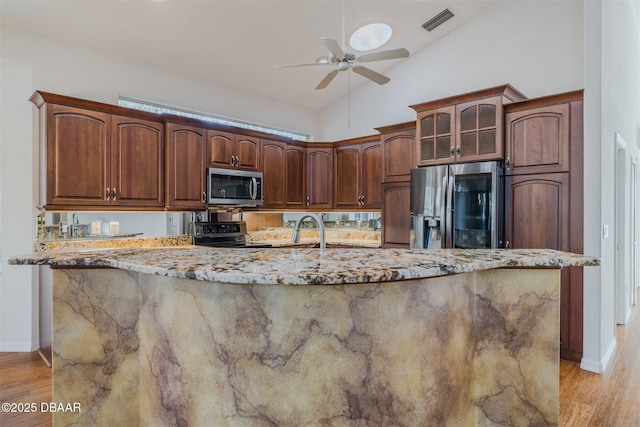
[53,267,560,426]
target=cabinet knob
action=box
[112,188,117,201]
[306,196,310,206]
[505,157,511,170]
[106,187,111,201]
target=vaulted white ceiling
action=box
[0,0,499,111]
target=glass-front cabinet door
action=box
[455,96,504,162]
[416,106,454,166]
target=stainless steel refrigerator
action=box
[410,161,504,249]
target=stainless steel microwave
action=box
[206,167,264,206]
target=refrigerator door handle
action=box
[445,176,455,248]
[440,175,447,248]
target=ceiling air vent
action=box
[422,9,455,32]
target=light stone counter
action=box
[9,248,598,426]
[247,228,381,248]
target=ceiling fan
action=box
[276,1,409,90]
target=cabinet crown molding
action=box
[409,84,527,113]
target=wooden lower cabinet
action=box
[505,172,583,361]
[381,182,410,248]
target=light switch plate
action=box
[603,224,609,239]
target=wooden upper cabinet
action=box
[208,130,234,168]
[455,96,504,161]
[306,147,333,210]
[111,116,164,207]
[166,122,207,209]
[261,140,286,208]
[285,144,306,209]
[235,135,260,170]
[376,122,416,182]
[44,104,112,207]
[334,145,362,209]
[334,138,382,209]
[411,85,526,166]
[505,99,575,175]
[208,130,259,170]
[416,106,455,166]
[361,142,383,208]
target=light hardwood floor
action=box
[1,300,638,427]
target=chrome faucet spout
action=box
[291,213,326,249]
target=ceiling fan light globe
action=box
[350,23,393,52]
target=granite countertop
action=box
[9,247,599,286]
[247,228,381,248]
[34,235,193,252]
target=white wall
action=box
[582,0,640,372]
[319,0,584,141]
[0,24,320,351]
[0,60,39,351]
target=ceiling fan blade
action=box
[358,48,410,63]
[352,65,390,85]
[276,61,327,68]
[320,37,345,58]
[316,69,340,90]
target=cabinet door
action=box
[455,96,503,162]
[382,129,415,182]
[416,106,454,166]
[45,105,111,206]
[207,130,234,168]
[505,103,570,175]
[334,145,361,208]
[111,116,164,207]
[382,183,410,248]
[285,145,306,208]
[235,135,260,170]
[505,173,569,251]
[361,141,382,208]
[261,140,286,208]
[307,148,333,209]
[166,123,206,209]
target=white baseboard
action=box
[581,337,617,373]
[0,341,39,352]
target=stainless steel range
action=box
[193,221,272,248]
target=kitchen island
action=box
[10,247,598,426]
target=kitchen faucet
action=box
[291,213,326,249]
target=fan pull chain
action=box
[347,68,351,129]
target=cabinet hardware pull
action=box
[450,146,455,157]
[202,192,206,203]
[505,240,510,249]
[112,188,117,201]
[506,157,510,169]
[106,187,110,201]
[306,196,310,206]
[456,146,461,156]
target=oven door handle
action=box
[249,177,258,200]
